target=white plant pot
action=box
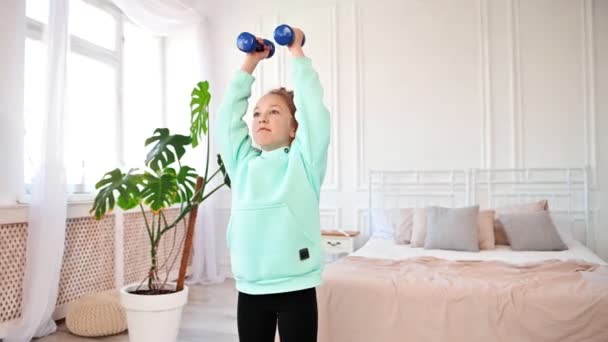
[120,283,188,342]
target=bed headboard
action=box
[368,167,594,250]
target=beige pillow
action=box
[390,208,415,244]
[478,210,495,250]
[410,208,427,247]
[494,200,549,245]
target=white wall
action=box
[201,0,608,269]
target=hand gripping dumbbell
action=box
[273,24,306,47]
[236,32,275,58]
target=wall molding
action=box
[479,0,492,169]
[354,0,494,189]
[320,207,342,229]
[581,0,597,185]
[353,2,367,191]
[508,0,597,183]
[356,208,368,236]
[508,0,523,169]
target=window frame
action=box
[20,0,129,203]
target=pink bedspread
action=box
[317,256,608,342]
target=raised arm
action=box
[215,40,270,177]
[289,29,331,194]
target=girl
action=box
[215,27,330,342]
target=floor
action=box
[37,279,240,341]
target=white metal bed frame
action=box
[368,166,595,251]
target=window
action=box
[123,22,163,169]
[23,0,164,196]
[26,0,49,24]
[64,52,118,190]
[69,0,117,50]
[23,38,46,185]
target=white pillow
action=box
[370,209,393,240]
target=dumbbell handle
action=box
[236,32,275,58]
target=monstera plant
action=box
[90,80,230,295]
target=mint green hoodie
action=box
[215,57,331,294]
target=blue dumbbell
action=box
[236,32,275,58]
[273,24,306,47]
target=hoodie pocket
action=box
[228,203,316,282]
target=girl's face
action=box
[252,94,297,151]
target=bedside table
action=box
[321,230,360,258]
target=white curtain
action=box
[4,0,70,340]
[190,191,226,285]
[111,0,201,36]
[110,0,224,285]
[193,17,226,284]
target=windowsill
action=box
[10,194,182,211]
[0,201,30,210]
[16,192,96,206]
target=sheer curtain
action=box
[5,0,70,341]
[111,0,200,35]
[110,0,224,285]
[188,18,225,285]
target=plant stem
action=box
[149,212,163,291]
[160,210,169,231]
[201,124,211,198]
[162,182,225,235]
[189,167,220,205]
[149,222,157,291]
[160,204,188,236]
[206,168,221,183]
[163,219,188,288]
[155,211,163,246]
[140,204,153,243]
[202,183,225,202]
[204,124,210,180]
[157,210,179,274]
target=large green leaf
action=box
[144,128,191,171]
[190,81,211,148]
[217,154,230,188]
[90,168,143,219]
[176,166,198,203]
[141,168,179,212]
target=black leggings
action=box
[237,287,318,342]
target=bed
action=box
[317,168,608,342]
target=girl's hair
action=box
[267,88,297,127]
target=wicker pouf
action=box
[65,290,127,337]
